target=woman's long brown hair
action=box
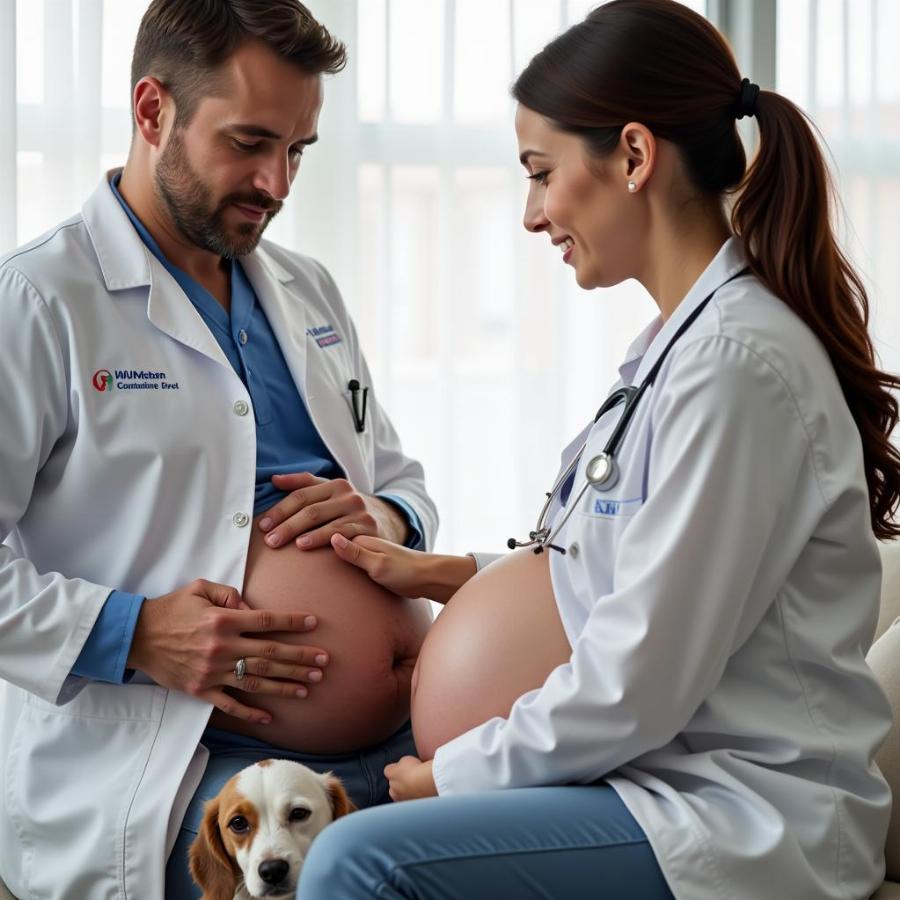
[513,0,900,540]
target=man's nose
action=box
[253,154,291,202]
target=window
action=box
[12,2,891,556]
[777,0,900,375]
[294,1,710,551]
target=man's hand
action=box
[127,579,330,724]
[385,755,438,801]
[258,472,409,550]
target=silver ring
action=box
[234,657,247,681]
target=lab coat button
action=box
[232,512,250,528]
[239,329,248,345]
[568,542,579,558]
[233,400,249,416]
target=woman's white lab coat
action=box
[441,239,892,900]
[0,174,437,899]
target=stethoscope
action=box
[508,270,746,555]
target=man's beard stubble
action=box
[154,128,283,259]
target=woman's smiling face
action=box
[515,104,648,291]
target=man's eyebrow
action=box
[226,124,319,146]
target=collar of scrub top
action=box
[81,170,294,294]
[511,251,750,555]
[86,170,300,381]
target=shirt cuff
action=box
[71,590,145,683]
[378,494,426,550]
[466,551,504,572]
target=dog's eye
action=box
[289,807,311,822]
[228,815,251,834]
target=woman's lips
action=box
[557,236,575,264]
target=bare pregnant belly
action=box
[209,515,433,753]
[411,549,571,760]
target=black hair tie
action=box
[735,77,760,119]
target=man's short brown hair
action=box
[131,0,347,126]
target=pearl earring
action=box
[627,180,637,193]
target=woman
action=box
[299,1,900,897]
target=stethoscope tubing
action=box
[510,268,748,555]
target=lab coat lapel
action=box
[618,318,663,387]
[631,237,748,386]
[82,172,232,370]
[145,261,233,369]
[242,250,371,488]
[240,248,309,404]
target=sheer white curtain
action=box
[776,0,900,380]
[8,0,136,249]
[283,0,693,554]
[2,0,677,554]
[14,1,896,558]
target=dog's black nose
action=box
[258,858,290,886]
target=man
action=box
[0,2,437,897]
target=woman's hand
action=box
[385,756,438,801]
[127,579,330,724]
[330,533,477,603]
[257,472,409,550]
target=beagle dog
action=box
[189,759,355,900]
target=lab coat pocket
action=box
[575,456,646,523]
[561,465,646,610]
[306,338,375,485]
[6,683,166,897]
[572,417,648,526]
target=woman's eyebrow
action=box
[519,149,543,166]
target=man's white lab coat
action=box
[0,173,437,899]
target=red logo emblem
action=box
[92,369,113,392]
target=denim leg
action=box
[165,748,268,900]
[298,785,675,900]
[166,827,202,900]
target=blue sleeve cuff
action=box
[378,494,426,550]
[71,590,145,683]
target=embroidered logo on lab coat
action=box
[91,368,180,392]
[307,324,342,348]
[589,496,643,517]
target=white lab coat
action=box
[0,172,437,899]
[438,238,892,900]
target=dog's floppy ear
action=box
[324,774,357,820]
[188,796,240,900]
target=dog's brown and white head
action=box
[189,759,355,900]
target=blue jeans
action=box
[298,784,675,899]
[164,721,417,899]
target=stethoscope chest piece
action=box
[586,452,618,491]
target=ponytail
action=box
[732,92,900,539]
